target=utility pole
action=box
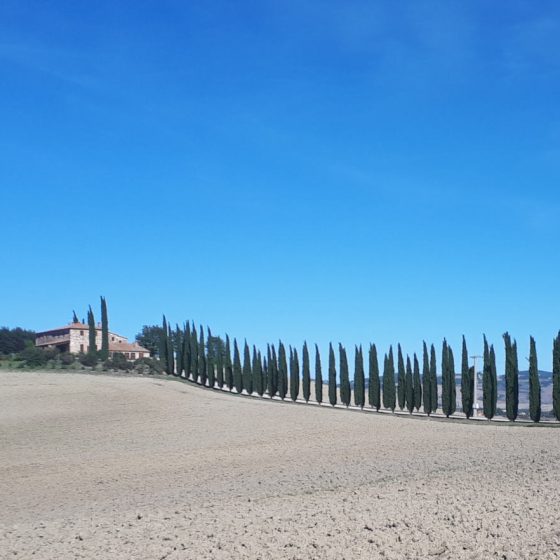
[471,355,482,417]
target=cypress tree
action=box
[262,354,268,396]
[253,346,262,396]
[422,342,431,415]
[529,336,541,423]
[277,341,288,400]
[430,344,438,413]
[175,325,183,377]
[302,342,311,403]
[267,344,278,398]
[88,306,98,356]
[413,353,422,411]
[315,344,323,404]
[290,347,300,402]
[198,327,205,384]
[233,339,243,393]
[72,310,79,323]
[368,343,380,411]
[354,345,365,409]
[503,332,519,421]
[225,335,233,391]
[190,324,198,382]
[183,322,191,378]
[383,346,396,411]
[448,345,456,416]
[482,337,497,419]
[216,341,224,388]
[461,336,473,418]
[405,355,414,413]
[553,332,560,421]
[441,339,449,416]
[328,343,337,406]
[243,341,252,394]
[339,344,350,407]
[100,296,109,361]
[207,335,215,388]
[397,344,406,410]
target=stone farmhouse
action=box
[35,322,150,361]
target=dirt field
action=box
[1,370,560,559]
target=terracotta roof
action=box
[109,342,150,353]
[36,322,89,334]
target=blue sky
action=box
[1,1,559,370]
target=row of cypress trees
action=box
[159,317,560,423]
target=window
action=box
[80,331,84,336]
[80,344,84,352]
[111,336,115,341]
[130,353,136,360]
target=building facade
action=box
[35,322,150,361]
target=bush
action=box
[60,352,76,366]
[79,352,98,367]
[18,346,51,367]
[134,357,165,375]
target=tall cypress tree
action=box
[553,332,560,421]
[190,324,198,382]
[339,344,350,407]
[175,325,183,377]
[243,341,252,394]
[529,336,541,423]
[72,310,79,323]
[225,335,233,390]
[503,332,519,421]
[430,344,438,413]
[441,339,450,416]
[383,347,396,411]
[328,343,337,406]
[422,342,431,415]
[184,322,191,378]
[448,345,456,416]
[413,353,422,411]
[369,343,380,411]
[253,346,262,396]
[88,306,98,356]
[483,337,497,419]
[278,341,288,400]
[461,336,473,418]
[262,354,268,396]
[397,344,406,410]
[405,355,414,413]
[197,326,205,384]
[215,340,224,388]
[290,347,300,402]
[233,339,243,393]
[315,344,323,404]
[302,342,311,403]
[207,334,215,388]
[100,296,109,361]
[268,344,278,398]
[354,345,365,408]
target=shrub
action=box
[79,352,98,367]
[18,346,50,367]
[60,352,75,366]
[134,357,165,375]
[110,352,133,370]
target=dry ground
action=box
[1,370,559,559]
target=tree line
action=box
[156,317,560,423]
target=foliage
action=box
[79,351,98,367]
[405,355,414,413]
[302,342,311,403]
[277,341,288,400]
[529,336,541,423]
[339,344,350,407]
[0,327,36,354]
[461,336,473,418]
[422,342,431,415]
[134,357,165,375]
[135,325,164,357]
[368,343,380,411]
[289,347,299,402]
[99,296,109,361]
[18,345,55,367]
[503,332,519,421]
[553,331,560,421]
[413,353,422,411]
[354,345,365,408]
[397,344,406,410]
[87,306,97,355]
[60,352,76,366]
[315,344,323,404]
[482,336,497,419]
[233,339,243,393]
[243,340,252,394]
[429,344,437,413]
[328,343,337,406]
[382,347,396,412]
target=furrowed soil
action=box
[1,370,559,559]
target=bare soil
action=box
[1,370,559,559]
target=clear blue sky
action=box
[1,1,559,370]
